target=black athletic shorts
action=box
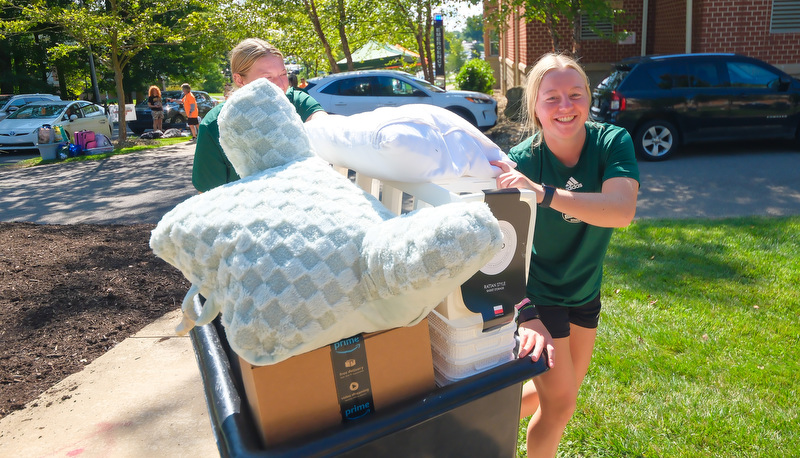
[187,117,199,126]
[535,294,601,339]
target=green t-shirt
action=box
[191,87,325,192]
[507,122,639,306]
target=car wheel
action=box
[446,107,478,127]
[634,120,679,161]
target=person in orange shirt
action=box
[180,83,199,141]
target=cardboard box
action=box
[239,318,435,447]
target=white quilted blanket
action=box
[150,79,503,365]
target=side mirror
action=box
[778,75,791,91]
[7,106,19,113]
[70,114,78,121]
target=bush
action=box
[456,59,495,94]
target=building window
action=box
[580,13,614,41]
[489,29,500,56]
[771,0,800,33]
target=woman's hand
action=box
[490,160,536,191]
[517,318,556,368]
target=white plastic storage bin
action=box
[428,309,516,360]
[428,308,518,386]
[432,339,516,385]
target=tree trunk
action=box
[302,0,340,73]
[570,0,581,58]
[422,2,433,82]
[54,59,69,100]
[337,0,354,71]
[0,41,13,93]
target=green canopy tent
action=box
[336,41,421,72]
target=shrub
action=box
[456,59,495,94]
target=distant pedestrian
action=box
[147,86,164,132]
[288,73,298,88]
[299,77,308,89]
[180,83,199,141]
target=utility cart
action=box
[188,171,549,457]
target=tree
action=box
[484,0,625,57]
[2,0,215,141]
[445,31,466,75]
[463,14,483,43]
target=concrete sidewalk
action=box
[0,309,218,457]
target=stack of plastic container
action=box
[428,308,517,386]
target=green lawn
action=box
[518,216,800,456]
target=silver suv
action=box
[0,94,62,122]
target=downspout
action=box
[641,0,649,56]
[514,9,520,87]
[686,0,693,53]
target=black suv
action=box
[590,53,800,161]
[127,90,218,135]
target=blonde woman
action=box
[192,38,327,192]
[491,53,639,457]
[147,85,164,132]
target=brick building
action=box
[486,0,800,93]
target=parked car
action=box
[0,100,112,153]
[0,93,61,122]
[306,70,498,130]
[127,90,218,135]
[590,53,800,161]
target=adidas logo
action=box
[565,177,583,191]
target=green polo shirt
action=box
[508,122,639,306]
[191,87,324,192]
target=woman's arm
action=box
[491,161,639,228]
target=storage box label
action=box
[461,189,530,330]
[330,334,375,422]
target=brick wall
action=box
[693,0,800,64]
[652,0,687,54]
[488,0,800,92]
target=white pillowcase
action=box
[305,104,515,182]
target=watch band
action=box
[540,184,555,208]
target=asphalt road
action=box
[1,139,799,225]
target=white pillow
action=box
[305,104,515,182]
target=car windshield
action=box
[410,76,446,93]
[7,104,64,119]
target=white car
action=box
[306,70,498,130]
[0,100,112,153]
[0,93,61,122]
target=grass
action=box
[518,216,800,457]
[12,136,191,168]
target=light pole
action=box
[88,44,101,103]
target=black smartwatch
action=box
[540,184,556,208]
